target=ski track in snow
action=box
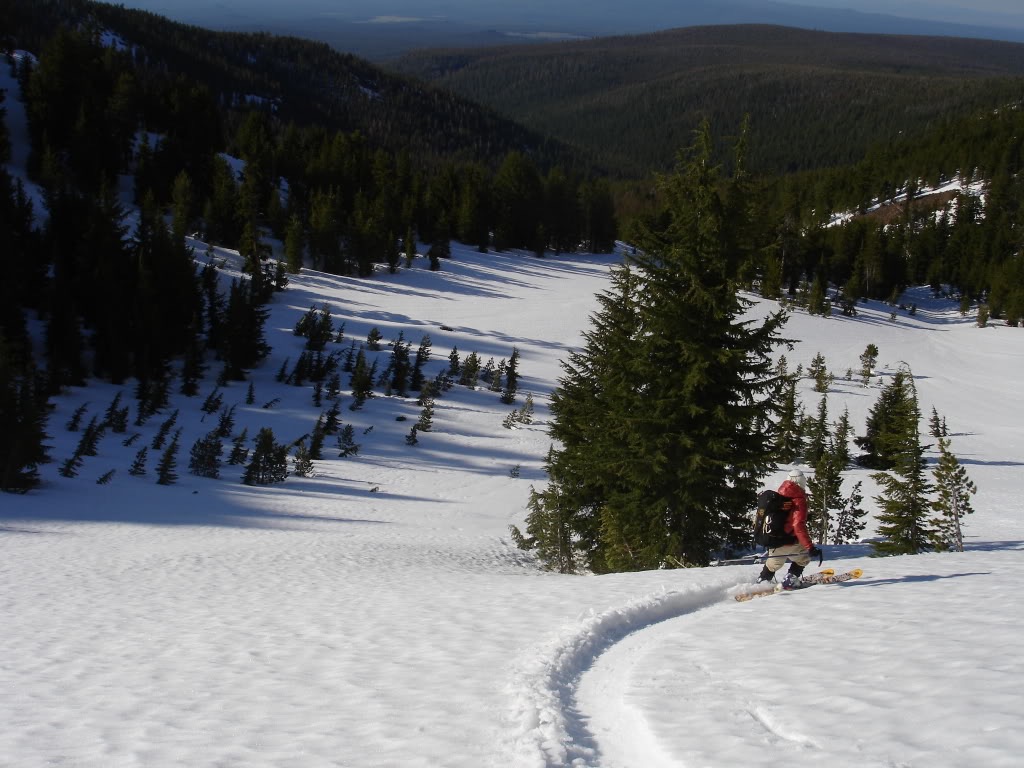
[500,580,736,767]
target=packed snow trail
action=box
[499,579,739,767]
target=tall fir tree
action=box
[871,368,935,555]
[514,122,788,572]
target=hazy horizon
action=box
[99,0,1024,61]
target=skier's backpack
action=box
[753,490,797,547]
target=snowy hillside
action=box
[3,59,1024,768]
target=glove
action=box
[808,546,823,566]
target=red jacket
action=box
[777,479,814,550]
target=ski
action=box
[734,568,862,602]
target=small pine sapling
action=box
[66,403,90,432]
[129,446,149,476]
[293,441,314,478]
[156,429,182,485]
[228,429,250,465]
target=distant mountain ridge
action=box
[113,0,1024,61]
[394,24,1024,176]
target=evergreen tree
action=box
[242,427,289,485]
[857,368,918,469]
[459,351,481,389]
[410,335,432,392]
[151,409,179,450]
[860,343,879,384]
[228,428,250,465]
[930,436,976,552]
[309,415,327,460]
[515,123,787,572]
[338,424,359,457]
[805,395,829,466]
[808,443,844,543]
[215,405,237,439]
[0,348,50,493]
[871,369,934,555]
[389,331,411,397]
[832,480,868,544]
[349,347,374,410]
[156,428,182,485]
[128,446,148,476]
[833,407,854,469]
[775,373,804,463]
[809,352,830,393]
[293,441,314,478]
[189,431,223,479]
[500,347,520,404]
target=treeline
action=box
[744,104,1024,322]
[0,10,616,491]
[395,24,1024,178]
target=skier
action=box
[755,469,823,588]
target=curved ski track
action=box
[499,581,736,767]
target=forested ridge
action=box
[2,0,1024,508]
[394,24,1024,177]
[4,0,586,174]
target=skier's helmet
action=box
[787,468,807,489]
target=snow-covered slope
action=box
[3,58,1024,768]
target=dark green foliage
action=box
[96,469,115,485]
[410,335,431,392]
[458,352,481,389]
[308,415,326,460]
[201,387,224,415]
[189,431,223,479]
[397,26,1024,178]
[294,304,334,352]
[220,278,270,380]
[515,124,788,572]
[292,441,314,478]
[405,425,419,446]
[856,369,919,469]
[809,352,831,393]
[227,428,250,465]
[774,364,804,463]
[416,398,434,433]
[500,347,520,404]
[128,446,148,476]
[242,427,288,485]
[385,332,412,397]
[860,344,879,384]
[870,369,934,555]
[322,400,342,435]
[156,428,182,485]
[337,425,359,457]
[349,348,375,410]
[805,396,829,467]
[215,405,236,439]
[66,403,89,431]
[151,409,179,450]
